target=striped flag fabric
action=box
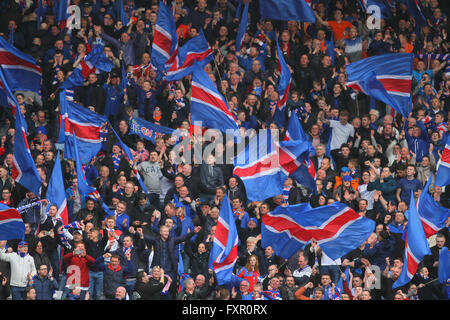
[0,203,25,241]
[434,134,450,187]
[346,53,413,119]
[165,31,213,81]
[60,90,107,164]
[262,202,375,260]
[0,69,42,196]
[0,36,42,92]
[273,39,292,128]
[151,1,178,73]
[46,151,69,225]
[209,194,239,285]
[60,45,114,89]
[417,176,449,237]
[233,130,310,202]
[190,63,239,133]
[393,192,431,289]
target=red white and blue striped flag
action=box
[262,202,375,260]
[393,192,431,289]
[46,151,69,225]
[0,203,25,241]
[0,36,42,93]
[60,90,107,164]
[434,134,450,187]
[209,194,239,285]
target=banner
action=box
[129,117,177,143]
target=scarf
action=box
[112,154,122,171]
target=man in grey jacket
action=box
[137,151,163,210]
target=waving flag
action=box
[165,32,213,81]
[417,176,449,237]
[60,45,114,89]
[72,129,99,199]
[0,69,43,196]
[346,53,413,119]
[0,203,25,241]
[209,194,239,285]
[285,114,317,192]
[233,130,310,201]
[0,36,42,92]
[54,0,70,29]
[109,123,150,195]
[260,0,315,22]
[438,247,449,285]
[273,40,292,128]
[0,78,18,116]
[151,1,178,72]
[393,192,431,289]
[190,64,239,134]
[335,266,351,298]
[119,0,129,26]
[435,134,450,187]
[262,202,375,260]
[46,151,69,225]
[261,290,282,300]
[398,0,427,27]
[129,117,176,144]
[359,0,393,19]
[60,90,107,164]
[235,0,249,52]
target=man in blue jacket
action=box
[32,264,58,300]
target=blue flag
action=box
[346,53,413,119]
[235,0,249,52]
[262,202,375,260]
[0,203,25,241]
[438,247,449,284]
[260,0,316,22]
[393,192,431,289]
[209,194,239,285]
[129,117,176,144]
[397,0,427,27]
[233,130,310,202]
[73,130,98,197]
[435,135,450,187]
[46,151,69,225]
[0,36,42,92]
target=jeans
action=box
[148,193,162,211]
[320,265,341,285]
[125,279,136,300]
[181,250,190,274]
[89,271,104,300]
[50,248,61,279]
[10,286,26,300]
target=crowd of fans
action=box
[0,0,448,301]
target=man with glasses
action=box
[32,264,58,300]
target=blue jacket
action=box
[404,120,430,162]
[32,275,59,300]
[363,238,395,270]
[94,256,134,299]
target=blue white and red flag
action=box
[417,176,449,237]
[262,202,375,260]
[233,130,310,202]
[0,36,42,92]
[393,192,431,289]
[0,203,25,241]
[60,45,114,89]
[434,134,450,187]
[151,1,178,72]
[273,40,292,128]
[260,0,315,22]
[60,90,107,164]
[190,63,239,133]
[165,32,213,81]
[46,151,69,225]
[209,194,239,285]
[346,53,413,119]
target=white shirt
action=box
[329,120,354,151]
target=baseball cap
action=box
[37,126,47,135]
[18,241,28,247]
[341,166,350,173]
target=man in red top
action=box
[314,9,353,42]
[62,242,95,300]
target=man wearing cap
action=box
[0,241,36,300]
[103,70,124,122]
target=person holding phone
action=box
[61,242,95,300]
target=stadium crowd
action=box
[0,0,449,301]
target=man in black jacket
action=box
[75,73,106,114]
[84,227,108,300]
